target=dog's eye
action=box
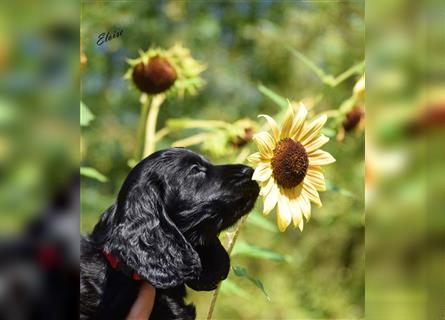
[190,164,206,175]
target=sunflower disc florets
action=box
[271,138,309,189]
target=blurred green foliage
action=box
[81,1,364,319]
[0,2,79,231]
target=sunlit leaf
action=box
[320,127,336,137]
[171,132,215,148]
[333,61,365,86]
[232,266,270,301]
[167,118,231,130]
[247,211,278,233]
[289,48,334,84]
[220,279,250,299]
[232,240,291,262]
[127,159,138,168]
[289,47,364,87]
[325,180,358,199]
[80,167,108,183]
[258,84,288,110]
[80,101,94,127]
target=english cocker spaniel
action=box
[80,148,259,319]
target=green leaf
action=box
[167,118,231,130]
[232,266,270,301]
[320,127,336,138]
[258,84,288,110]
[171,132,215,148]
[289,47,364,87]
[326,180,358,199]
[0,98,16,124]
[232,240,291,262]
[333,61,365,86]
[220,279,250,299]
[247,211,277,233]
[80,167,108,183]
[80,101,95,127]
[127,159,138,168]
[289,48,333,84]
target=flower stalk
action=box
[127,44,205,159]
[205,145,253,320]
[206,214,249,320]
[143,94,165,158]
[135,96,150,160]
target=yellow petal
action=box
[280,103,295,139]
[253,132,275,158]
[309,149,336,166]
[289,103,308,139]
[298,114,328,143]
[263,183,279,215]
[276,194,292,232]
[247,152,262,166]
[258,114,279,142]
[309,164,322,170]
[259,176,275,197]
[298,196,311,221]
[290,197,303,228]
[252,163,272,182]
[306,169,326,191]
[298,219,304,231]
[305,135,330,154]
[283,187,303,228]
[303,182,322,207]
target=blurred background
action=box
[81,2,364,319]
[0,0,442,319]
[0,1,79,319]
[366,0,445,319]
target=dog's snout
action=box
[241,166,254,178]
[217,164,255,181]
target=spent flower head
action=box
[248,102,335,232]
[125,43,206,97]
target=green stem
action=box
[207,158,248,320]
[135,96,151,161]
[206,215,249,320]
[143,94,165,158]
[206,146,251,319]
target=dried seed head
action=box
[271,138,309,189]
[343,106,364,132]
[132,56,177,94]
[232,128,254,148]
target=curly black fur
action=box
[80,148,259,319]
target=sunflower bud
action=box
[132,56,177,94]
[353,75,365,102]
[232,127,254,148]
[343,106,364,132]
[125,44,205,97]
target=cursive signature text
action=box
[97,30,123,46]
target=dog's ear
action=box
[186,239,230,291]
[104,184,202,289]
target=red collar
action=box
[103,251,141,281]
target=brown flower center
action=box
[271,138,308,189]
[132,56,177,94]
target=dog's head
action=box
[99,148,259,289]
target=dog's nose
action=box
[241,166,254,178]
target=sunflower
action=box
[248,102,335,232]
[124,43,206,97]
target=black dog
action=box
[80,148,259,319]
